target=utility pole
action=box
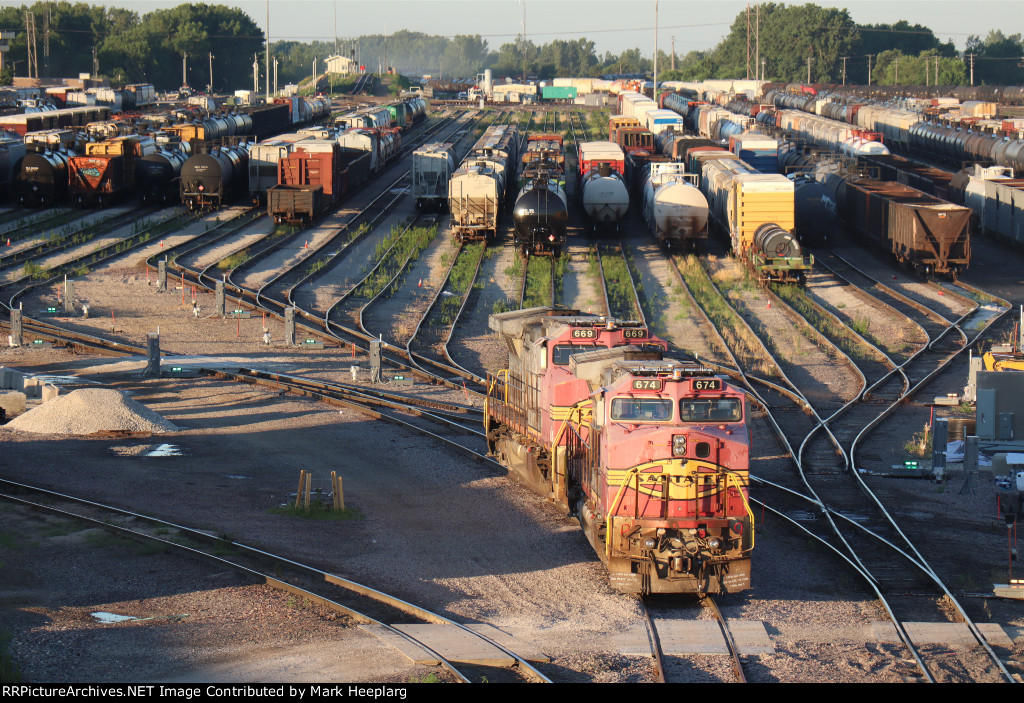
[840,56,849,85]
[653,0,658,95]
[761,57,766,82]
[867,54,873,86]
[182,52,187,87]
[208,52,213,93]
[334,0,339,56]
[806,54,812,83]
[925,57,929,86]
[253,53,258,95]
[745,3,751,80]
[671,35,675,71]
[755,2,759,83]
[43,6,49,79]
[967,53,975,85]
[265,0,270,103]
[24,11,37,79]
[935,56,940,85]
[274,57,278,97]
[894,56,898,86]
[521,0,526,82]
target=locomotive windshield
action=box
[552,344,599,365]
[611,397,674,422]
[679,398,743,422]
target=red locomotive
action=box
[485,308,753,595]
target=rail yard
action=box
[4,70,1024,686]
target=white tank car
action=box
[642,163,708,250]
[581,164,630,224]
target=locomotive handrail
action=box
[724,471,756,552]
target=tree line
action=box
[2,2,1022,90]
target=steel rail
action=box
[0,480,549,683]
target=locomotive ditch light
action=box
[643,537,657,549]
[708,538,721,550]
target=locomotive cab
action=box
[485,306,753,596]
[570,355,753,594]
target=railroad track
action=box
[671,242,1016,681]
[0,477,550,684]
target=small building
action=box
[324,55,357,76]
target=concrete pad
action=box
[0,391,27,417]
[358,623,440,666]
[390,624,516,666]
[617,621,727,655]
[730,620,776,654]
[41,384,60,401]
[465,624,551,663]
[873,621,1012,646]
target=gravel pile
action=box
[6,388,178,435]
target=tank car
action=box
[512,176,568,256]
[578,142,630,230]
[180,144,250,211]
[0,132,27,200]
[135,137,190,205]
[485,308,753,595]
[641,162,708,251]
[15,147,74,207]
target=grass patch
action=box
[217,248,250,270]
[438,243,484,325]
[354,224,438,300]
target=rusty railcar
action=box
[838,176,971,277]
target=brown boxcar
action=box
[839,176,970,277]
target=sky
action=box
[85,1,1024,55]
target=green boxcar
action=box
[385,104,407,130]
[542,86,577,101]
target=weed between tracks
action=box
[523,255,553,309]
[774,284,877,364]
[601,247,638,320]
[676,255,775,376]
[354,224,438,300]
[438,242,484,325]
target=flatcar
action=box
[485,308,753,595]
[180,144,250,211]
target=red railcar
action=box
[268,143,371,223]
[485,308,753,595]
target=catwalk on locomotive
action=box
[485,307,753,595]
[512,133,568,256]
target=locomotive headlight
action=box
[672,435,687,457]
